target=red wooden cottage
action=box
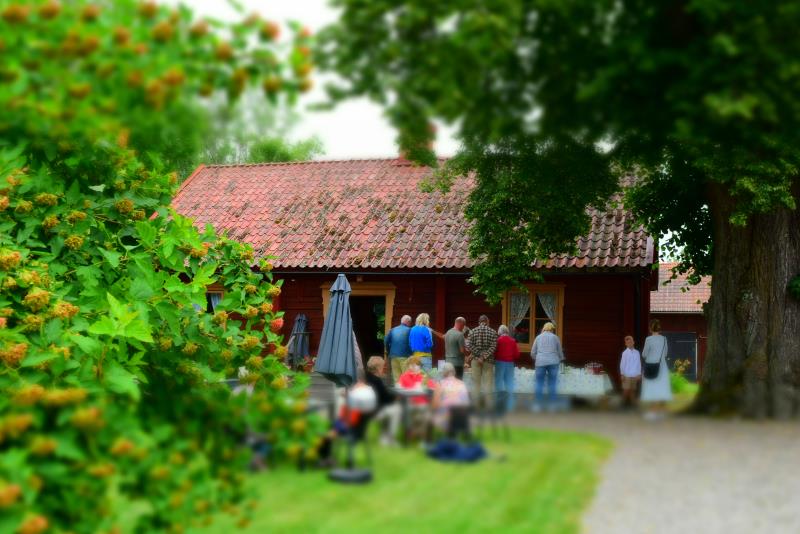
[650,262,711,380]
[173,158,657,385]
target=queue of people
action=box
[380,312,674,425]
[383,313,550,415]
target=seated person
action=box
[365,356,401,446]
[396,355,436,442]
[397,355,436,405]
[317,371,377,466]
[431,362,470,431]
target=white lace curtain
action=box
[537,292,556,323]
[509,292,531,331]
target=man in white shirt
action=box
[619,335,642,407]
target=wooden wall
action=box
[276,270,648,387]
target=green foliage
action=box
[670,373,699,395]
[789,276,800,300]
[319,0,800,299]
[455,140,618,302]
[199,91,324,167]
[247,137,323,164]
[0,1,320,532]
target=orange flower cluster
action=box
[266,286,281,299]
[70,406,104,431]
[42,215,60,231]
[189,242,209,258]
[66,210,87,223]
[22,288,51,312]
[246,355,263,370]
[0,250,22,270]
[110,437,135,456]
[29,436,57,456]
[115,198,134,214]
[18,270,43,286]
[240,335,260,351]
[21,314,44,332]
[51,301,79,319]
[0,482,22,508]
[212,311,228,326]
[1,342,28,366]
[64,234,85,250]
[34,193,58,206]
[12,384,45,406]
[41,387,87,407]
[269,317,284,333]
[1,413,34,439]
[17,514,49,534]
[87,463,115,478]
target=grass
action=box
[197,428,612,534]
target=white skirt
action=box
[640,358,673,402]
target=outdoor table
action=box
[393,387,432,447]
[464,366,613,399]
[557,368,613,397]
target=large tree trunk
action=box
[694,184,800,419]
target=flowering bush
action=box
[0,1,321,532]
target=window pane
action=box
[206,292,223,313]
[509,291,531,344]
[535,292,557,323]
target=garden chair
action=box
[447,405,473,441]
[475,392,511,442]
[306,372,337,423]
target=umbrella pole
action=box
[344,385,355,469]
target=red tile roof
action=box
[172,159,654,271]
[651,262,711,314]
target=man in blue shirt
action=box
[384,315,413,384]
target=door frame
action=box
[320,281,396,337]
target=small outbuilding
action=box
[650,262,711,380]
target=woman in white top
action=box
[640,319,672,419]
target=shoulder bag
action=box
[642,338,666,380]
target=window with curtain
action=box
[508,291,532,343]
[505,286,563,347]
[205,291,223,313]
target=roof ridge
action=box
[200,156,450,168]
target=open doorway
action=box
[350,296,386,367]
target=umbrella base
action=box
[328,467,373,484]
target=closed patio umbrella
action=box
[313,274,372,484]
[314,274,357,387]
[287,313,310,370]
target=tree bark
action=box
[694,183,800,419]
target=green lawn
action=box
[199,428,611,534]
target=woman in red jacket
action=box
[495,325,520,414]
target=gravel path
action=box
[506,412,800,534]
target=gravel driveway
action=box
[506,412,800,534]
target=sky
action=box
[182,0,460,160]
